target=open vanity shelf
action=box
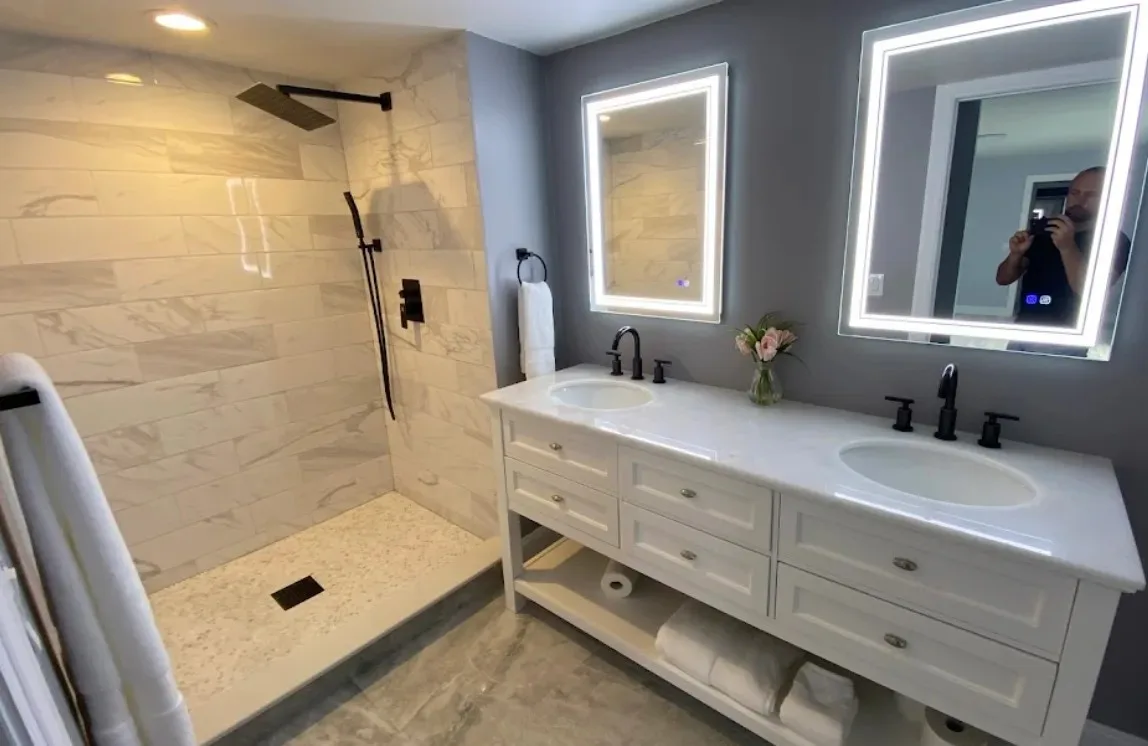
[518,538,923,746]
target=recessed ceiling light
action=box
[106,73,143,86]
[153,11,209,32]
[599,114,611,122]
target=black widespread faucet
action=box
[610,326,644,380]
[935,363,959,441]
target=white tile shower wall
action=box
[0,29,393,592]
[339,34,499,539]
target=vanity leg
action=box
[500,511,526,612]
[1040,583,1120,746]
[492,410,525,612]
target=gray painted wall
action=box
[957,148,1106,311]
[869,86,935,315]
[540,0,1148,735]
[467,32,550,387]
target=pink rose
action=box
[735,334,752,356]
[755,335,779,363]
[777,329,797,348]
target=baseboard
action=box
[1083,721,1148,746]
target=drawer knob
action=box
[548,442,563,451]
[892,557,918,572]
[680,549,697,561]
[680,488,697,499]
[884,633,908,649]
[550,494,565,503]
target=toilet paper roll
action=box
[921,708,989,746]
[600,560,641,599]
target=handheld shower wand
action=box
[344,192,396,421]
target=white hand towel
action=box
[778,662,859,746]
[710,628,804,715]
[654,600,739,684]
[518,281,555,379]
[0,354,195,746]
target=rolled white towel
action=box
[654,600,735,684]
[710,629,804,715]
[778,662,859,746]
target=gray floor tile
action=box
[243,597,766,746]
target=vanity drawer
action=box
[502,413,617,493]
[621,502,770,615]
[778,499,1075,657]
[619,447,773,554]
[505,458,619,547]
[775,564,1056,737]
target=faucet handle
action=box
[653,359,671,384]
[605,351,623,377]
[986,411,1020,422]
[884,396,915,433]
[978,411,1019,449]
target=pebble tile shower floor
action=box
[148,492,482,706]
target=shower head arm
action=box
[277,84,393,112]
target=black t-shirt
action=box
[1015,228,1131,326]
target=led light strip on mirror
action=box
[845,0,1148,347]
[583,63,729,323]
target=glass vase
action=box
[748,361,782,406]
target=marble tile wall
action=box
[339,34,499,539]
[606,127,706,301]
[0,29,393,592]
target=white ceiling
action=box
[601,94,707,138]
[0,0,719,81]
[887,13,1127,92]
[974,82,1119,157]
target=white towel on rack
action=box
[518,281,555,379]
[0,354,194,746]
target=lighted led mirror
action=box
[841,0,1148,359]
[583,64,729,323]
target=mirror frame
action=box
[582,63,729,324]
[840,0,1148,349]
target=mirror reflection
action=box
[843,3,1148,359]
[600,96,707,302]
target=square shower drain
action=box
[271,575,325,610]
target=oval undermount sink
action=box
[549,380,653,411]
[838,440,1037,507]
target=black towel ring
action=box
[516,248,548,284]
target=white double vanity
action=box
[482,367,1144,746]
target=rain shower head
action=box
[237,84,336,131]
[236,83,393,131]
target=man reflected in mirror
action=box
[995,166,1132,328]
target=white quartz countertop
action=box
[482,365,1145,592]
